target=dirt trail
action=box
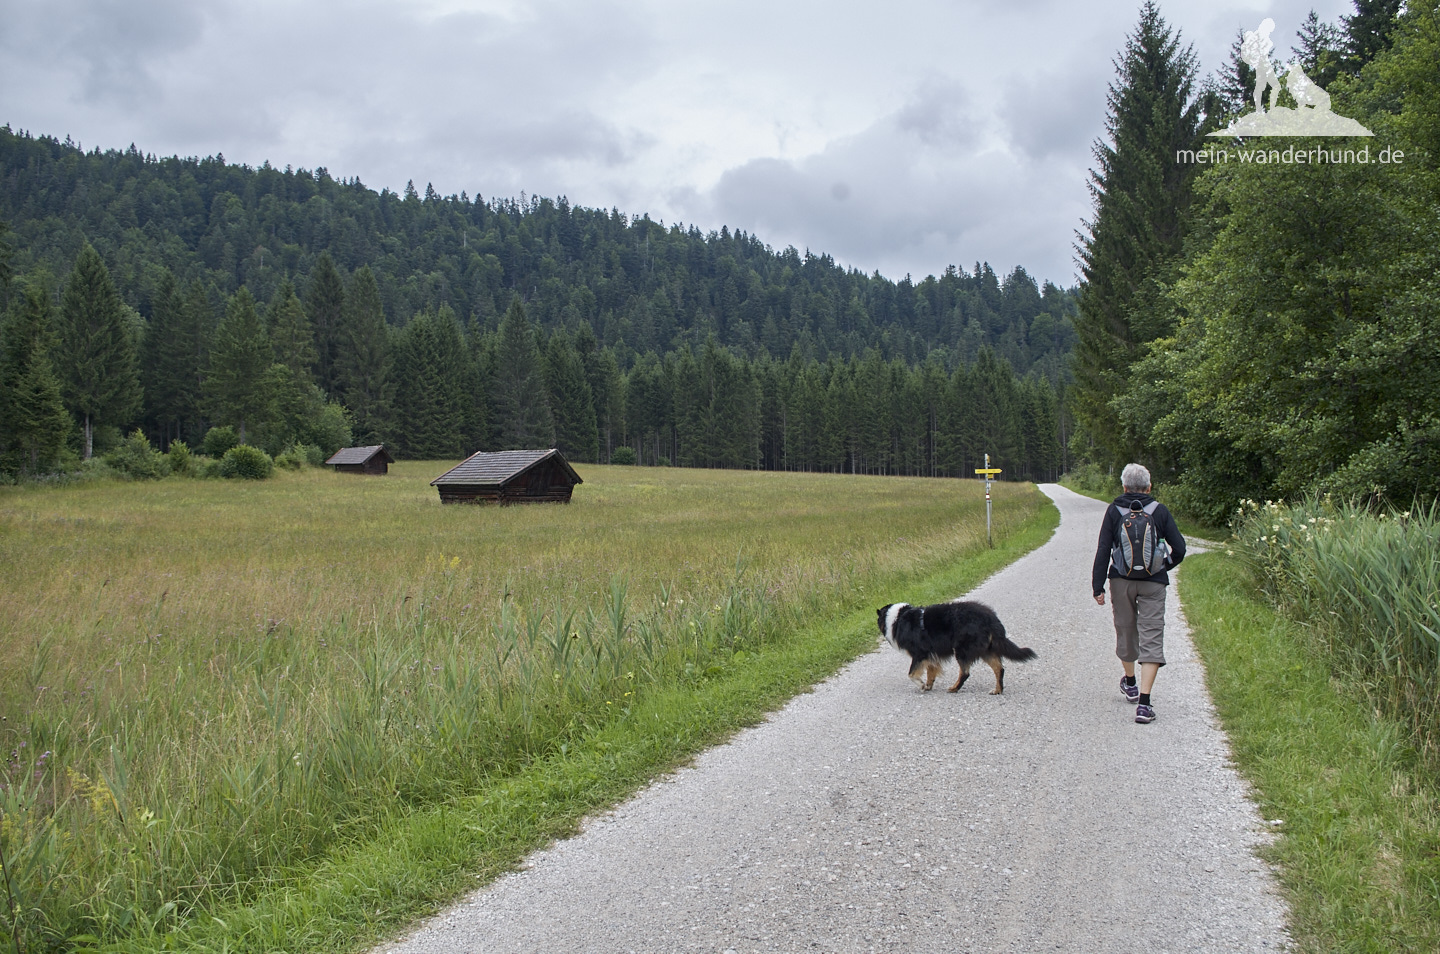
[380,484,1289,953]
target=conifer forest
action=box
[0,125,1073,482]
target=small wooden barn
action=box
[325,445,394,475]
[430,449,582,504]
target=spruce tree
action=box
[0,217,13,309]
[267,280,318,379]
[141,270,205,448]
[545,330,599,462]
[2,281,71,473]
[1342,0,1403,74]
[391,308,465,459]
[1073,1,1202,469]
[305,252,346,395]
[56,243,142,458]
[336,266,396,446]
[1293,10,1344,88]
[180,280,214,444]
[203,288,272,444]
[491,299,555,449]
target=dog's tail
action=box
[993,634,1038,663]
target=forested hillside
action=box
[1073,1,1438,520]
[0,126,1075,479]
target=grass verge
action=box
[79,489,1059,953]
[1180,553,1440,953]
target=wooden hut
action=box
[430,449,582,504]
[325,445,394,475]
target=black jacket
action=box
[1092,493,1186,596]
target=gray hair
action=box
[1121,463,1152,493]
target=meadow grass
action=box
[0,464,1051,952]
[1181,554,1440,952]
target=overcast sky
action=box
[0,0,1356,288]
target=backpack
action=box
[1111,501,1169,578]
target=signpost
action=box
[975,453,1002,548]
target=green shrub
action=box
[196,456,224,479]
[167,440,193,476]
[1062,462,1117,497]
[105,430,171,480]
[275,442,323,470]
[202,426,240,458]
[274,443,306,470]
[220,444,274,480]
[610,446,637,465]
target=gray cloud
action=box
[0,0,1359,285]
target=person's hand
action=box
[1094,593,1106,606]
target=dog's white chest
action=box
[883,603,907,648]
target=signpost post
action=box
[975,454,1002,548]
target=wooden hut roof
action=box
[429,449,582,487]
[326,445,393,466]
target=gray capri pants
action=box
[1110,578,1166,666]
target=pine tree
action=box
[335,266,396,446]
[491,299,555,449]
[2,281,71,473]
[1073,1,1202,469]
[305,252,346,395]
[55,243,142,458]
[203,288,273,444]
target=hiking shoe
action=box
[1135,703,1156,724]
[1120,677,1140,703]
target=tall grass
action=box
[1231,497,1440,763]
[0,464,1041,951]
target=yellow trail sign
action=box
[974,468,1002,475]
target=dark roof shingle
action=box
[430,449,581,486]
[326,445,391,465]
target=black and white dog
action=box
[877,601,1037,694]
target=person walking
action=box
[1092,463,1186,723]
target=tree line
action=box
[0,227,1066,482]
[1072,0,1436,522]
[0,124,1077,381]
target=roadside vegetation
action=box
[1182,544,1440,952]
[0,465,1053,953]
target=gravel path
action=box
[379,484,1290,954]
